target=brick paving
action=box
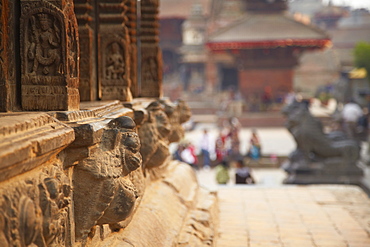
[216,185,370,247]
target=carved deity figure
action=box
[73,116,142,243]
[142,57,158,82]
[28,13,61,75]
[106,42,125,79]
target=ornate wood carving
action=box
[20,0,80,111]
[140,0,162,97]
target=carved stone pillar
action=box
[98,0,132,101]
[140,0,162,97]
[20,0,80,111]
[0,0,18,112]
[74,0,97,101]
[127,0,139,97]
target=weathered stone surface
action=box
[20,0,80,111]
[160,99,191,143]
[98,0,132,101]
[0,113,75,182]
[0,98,217,246]
[0,164,74,246]
[75,0,137,102]
[74,0,97,101]
[73,117,142,242]
[0,0,18,112]
[0,113,75,246]
[98,160,218,247]
[135,100,171,171]
[140,0,162,97]
[127,0,139,98]
[50,102,143,244]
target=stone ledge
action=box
[52,100,134,123]
[0,113,75,181]
[93,161,218,247]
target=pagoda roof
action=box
[207,13,331,50]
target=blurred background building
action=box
[159,0,370,109]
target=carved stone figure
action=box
[28,13,61,75]
[160,99,192,143]
[99,0,132,101]
[142,57,158,83]
[73,116,142,242]
[0,164,72,247]
[281,100,362,183]
[20,0,80,111]
[106,42,125,80]
[138,101,171,170]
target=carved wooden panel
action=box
[140,0,162,97]
[20,0,80,111]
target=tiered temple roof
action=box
[207,13,330,50]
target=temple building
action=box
[159,0,210,78]
[206,0,331,102]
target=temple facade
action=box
[206,0,331,102]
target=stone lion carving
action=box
[159,99,191,143]
[73,116,142,243]
[281,100,360,174]
[138,101,172,171]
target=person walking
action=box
[200,129,212,169]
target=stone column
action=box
[0,0,18,112]
[140,0,162,98]
[127,0,139,97]
[20,0,80,111]
[74,0,97,101]
[98,0,132,101]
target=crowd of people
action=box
[173,117,262,185]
